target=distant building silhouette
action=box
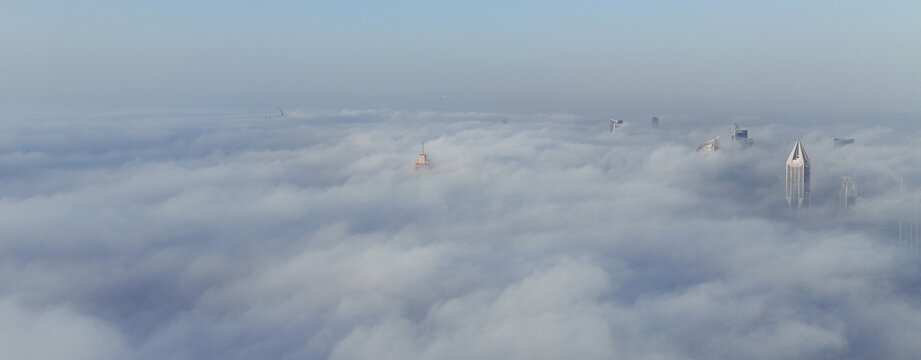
[785,140,810,208]
[415,142,430,168]
[899,204,921,275]
[264,107,285,119]
[651,117,659,128]
[834,138,855,147]
[839,176,857,209]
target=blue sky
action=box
[2,1,919,111]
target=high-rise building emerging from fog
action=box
[696,137,719,152]
[785,140,810,208]
[839,176,857,210]
[610,119,624,133]
[730,123,753,147]
[415,142,430,168]
[899,204,921,275]
[651,117,659,128]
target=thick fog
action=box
[2,108,921,359]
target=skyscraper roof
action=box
[786,140,809,166]
[415,141,430,167]
[696,137,719,152]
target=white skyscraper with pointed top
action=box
[785,140,810,208]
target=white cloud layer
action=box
[1,108,920,359]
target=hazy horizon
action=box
[3,1,920,113]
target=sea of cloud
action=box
[1,107,920,359]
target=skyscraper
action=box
[899,204,921,275]
[651,117,659,128]
[730,122,753,147]
[696,137,719,152]
[415,141,430,168]
[610,119,624,133]
[785,140,810,208]
[839,176,857,209]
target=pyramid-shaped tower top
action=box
[786,140,809,166]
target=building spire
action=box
[785,140,810,208]
[787,140,808,164]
